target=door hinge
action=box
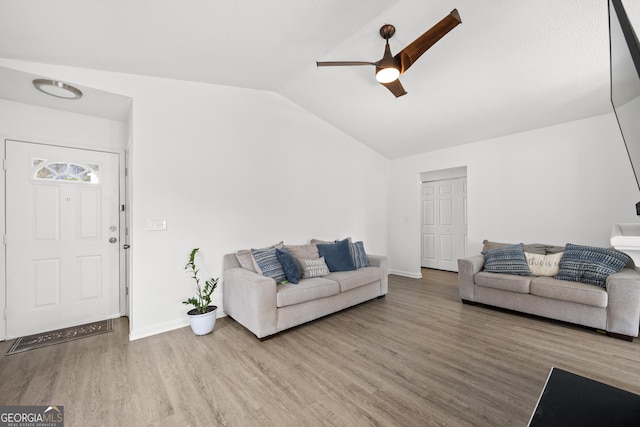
[3,307,7,320]
[2,234,6,245]
[126,286,129,296]
[2,158,6,171]
[120,204,125,212]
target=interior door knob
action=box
[109,237,117,243]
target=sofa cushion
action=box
[475,271,532,294]
[545,245,565,254]
[531,276,608,308]
[311,238,333,245]
[525,252,563,276]
[483,243,531,276]
[298,257,330,278]
[317,239,356,272]
[555,244,631,288]
[326,266,382,292]
[235,249,258,272]
[276,277,340,307]
[276,248,302,284]
[483,240,546,255]
[251,247,287,283]
[482,240,564,255]
[284,243,319,261]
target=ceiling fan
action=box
[316,9,461,97]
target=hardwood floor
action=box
[2,269,640,426]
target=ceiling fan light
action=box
[32,79,83,100]
[375,67,400,83]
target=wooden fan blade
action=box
[381,79,407,98]
[395,9,462,73]
[316,61,376,67]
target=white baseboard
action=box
[128,311,227,341]
[388,269,423,279]
[129,319,188,341]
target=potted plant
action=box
[183,248,219,335]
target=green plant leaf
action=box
[183,248,218,313]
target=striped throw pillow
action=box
[482,243,531,276]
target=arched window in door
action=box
[32,159,100,184]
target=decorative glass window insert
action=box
[33,159,100,183]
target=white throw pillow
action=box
[298,257,330,278]
[524,252,563,276]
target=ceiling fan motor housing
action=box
[379,24,396,40]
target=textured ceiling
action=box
[0,0,638,158]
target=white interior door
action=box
[5,140,120,338]
[421,177,467,272]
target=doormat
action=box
[5,319,113,355]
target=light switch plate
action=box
[148,219,167,231]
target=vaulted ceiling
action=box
[0,0,638,158]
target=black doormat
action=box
[6,319,113,355]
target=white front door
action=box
[5,140,120,338]
[421,177,467,272]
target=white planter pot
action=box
[187,306,217,335]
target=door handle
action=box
[109,237,117,243]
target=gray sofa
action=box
[458,246,640,341]
[223,252,388,339]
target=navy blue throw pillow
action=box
[275,248,302,284]
[317,239,356,272]
[483,243,531,276]
[555,243,630,288]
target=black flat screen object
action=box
[528,367,640,426]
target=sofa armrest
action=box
[367,254,389,295]
[458,255,485,301]
[368,254,388,272]
[222,267,278,338]
[606,268,640,337]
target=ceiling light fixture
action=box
[375,66,400,84]
[375,36,400,84]
[32,79,83,100]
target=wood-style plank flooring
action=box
[2,269,640,426]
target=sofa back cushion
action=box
[482,240,564,255]
[284,243,319,261]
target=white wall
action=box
[0,60,389,340]
[388,113,640,277]
[0,99,127,152]
[0,98,128,341]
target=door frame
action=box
[1,137,128,341]
[420,166,468,272]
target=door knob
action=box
[123,244,130,249]
[109,237,117,243]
